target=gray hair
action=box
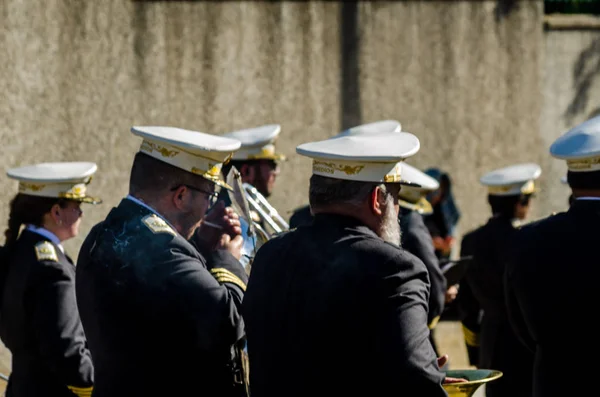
[309,175,389,209]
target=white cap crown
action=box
[223,124,285,161]
[550,115,600,172]
[7,162,101,204]
[480,163,541,196]
[297,132,420,183]
[131,126,241,189]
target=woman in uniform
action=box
[0,162,101,397]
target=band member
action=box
[220,124,285,225]
[397,163,453,357]
[457,163,540,397]
[506,115,600,397]
[288,120,402,229]
[243,128,453,397]
[0,162,100,397]
[75,126,248,397]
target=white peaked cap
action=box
[131,126,241,190]
[334,120,402,137]
[223,124,285,161]
[480,163,542,196]
[550,115,600,172]
[296,132,420,183]
[398,162,440,214]
[7,162,101,204]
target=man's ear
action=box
[240,164,256,182]
[370,186,385,216]
[49,203,62,223]
[171,185,188,210]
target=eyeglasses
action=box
[170,184,219,206]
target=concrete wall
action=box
[1,0,588,257]
[355,0,545,242]
[541,27,600,216]
[0,0,342,256]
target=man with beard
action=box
[242,129,453,397]
[75,126,249,397]
[220,124,286,235]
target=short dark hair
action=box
[567,170,600,190]
[129,152,212,196]
[487,194,530,217]
[221,159,277,179]
[309,174,386,209]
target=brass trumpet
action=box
[443,369,503,397]
[242,183,289,237]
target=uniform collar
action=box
[24,224,64,253]
[125,194,177,230]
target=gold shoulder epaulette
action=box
[35,241,58,262]
[142,214,176,236]
[210,268,247,291]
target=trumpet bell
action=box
[443,369,503,397]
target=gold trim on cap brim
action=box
[71,196,103,205]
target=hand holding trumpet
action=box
[195,201,244,260]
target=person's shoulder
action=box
[515,211,566,237]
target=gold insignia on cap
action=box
[35,241,58,262]
[210,268,247,291]
[142,214,176,236]
[313,161,365,176]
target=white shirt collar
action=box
[25,225,64,253]
[125,194,177,230]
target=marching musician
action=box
[75,126,248,397]
[0,162,99,397]
[220,124,285,233]
[243,128,454,397]
[505,115,600,397]
[457,163,539,397]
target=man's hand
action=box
[195,201,242,252]
[437,355,468,384]
[445,285,459,304]
[217,233,244,260]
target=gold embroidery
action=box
[313,161,365,175]
[210,268,247,291]
[140,140,179,158]
[34,241,58,262]
[142,214,176,236]
[462,324,480,347]
[67,385,93,397]
[18,182,46,192]
[567,156,600,170]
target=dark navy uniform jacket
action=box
[400,208,447,328]
[0,229,93,397]
[505,199,600,397]
[243,213,447,397]
[458,215,533,397]
[76,198,247,397]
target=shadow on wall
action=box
[565,37,600,124]
[494,0,519,21]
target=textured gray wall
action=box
[356,0,546,242]
[0,0,341,257]
[541,28,600,216]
